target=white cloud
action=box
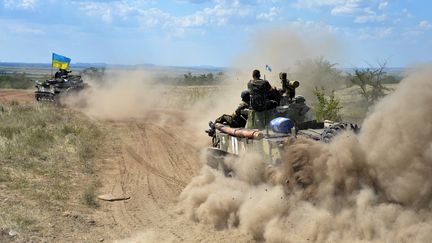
[76,0,254,31]
[78,2,110,22]
[293,0,362,14]
[137,8,171,28]
[291,18,340,34]
[400,8,412,18]
[256,7,280,21]
[293,0,393,25]
[4,0,37,10]
[169,1,253,28]
[359,27,393,39]
[330,0,361,15]
[377,26,393,38]
[378,1,388,10]
[12,25,44,34]
[419,20,432,30]
[355,13,386,23]
[0,19,44,35]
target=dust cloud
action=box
[179,66,432,242]
[230,27,346,99]
[191,28,347,136]
[66,69,165,120]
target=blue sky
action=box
[0,0,431,67]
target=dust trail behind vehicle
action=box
[179,65,432,242]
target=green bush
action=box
[313,87,343,122]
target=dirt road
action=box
[0,89,34,102]
[93,111,252,242]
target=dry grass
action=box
[0,100,104,240]
[161,85,223,108]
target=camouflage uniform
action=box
[247,70,278,111]
[205,91,251,137]
[244,70,279,129]
[54,69,70,79]
[287,95,311,123]
[214,100,250,128]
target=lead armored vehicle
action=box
[206,95,359,176]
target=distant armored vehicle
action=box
[35,73,89,102]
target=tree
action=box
[349,61,391,105]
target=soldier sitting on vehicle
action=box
[288,95,313,123]
[205,90,251,137]
[247,69,278,111]
[244,69,279,129]
[54,69,71,79]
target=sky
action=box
[0,0,431,67]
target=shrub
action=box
[83,184,99,208]
[313,87,342,122]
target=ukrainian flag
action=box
[52,53,71,69]
[265,64,272,72]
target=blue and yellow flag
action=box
[265,64,272,72]
[52,53,71,69]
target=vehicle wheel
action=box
[206,148,237,176]
[320,123,360,143]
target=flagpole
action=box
[51,53,53,78]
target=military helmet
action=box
[241,90,250,101]
[279,72,287,80]
[294,95,306,103]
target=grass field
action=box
[0,101,104,241]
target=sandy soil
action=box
[93,111,253,242]
[0,89,252,242]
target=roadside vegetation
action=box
[179,72,225,85]
[0,101,104,241]
[348,61,396,106]
[0,73,35,89]
[312,87,343,122]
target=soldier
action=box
[279,72,300,106]
[247,69,278,111]
[289,95,313,123]
[54,69,71,79]
[205,90,251,137]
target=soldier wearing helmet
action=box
[205,90,251,137]
[288,95,312,123]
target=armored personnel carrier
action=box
[35,73,89,103]
[206,96,359,177]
